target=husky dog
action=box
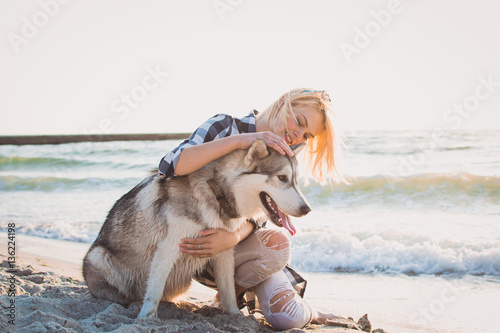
[83,140,311,318]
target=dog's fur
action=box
[83,140,311,318]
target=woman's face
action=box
[281,105,324,146]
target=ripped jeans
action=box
[233,229,313,330]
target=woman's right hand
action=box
[238,131,294,156]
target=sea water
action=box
[1,130,499,332]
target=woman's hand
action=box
[239,131,294,157]
[179,229,238,258]
[174,131,293,177]
[179,220,255,258]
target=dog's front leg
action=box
[212,248,240,315]
[138,239,179,318]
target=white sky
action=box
[1,0,499,135]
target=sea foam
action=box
[291,230,500,276]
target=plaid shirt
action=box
[159,111,258,178]
[158,110,307,313]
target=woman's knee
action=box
[233,229,290,288]
[255,229,291,269]
[253,271,313,330]
[265,285,312,330]
[257,229,290,250]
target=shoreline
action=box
[0,133,190,145]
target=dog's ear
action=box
[290,142,306,155]
[244,139,269,166]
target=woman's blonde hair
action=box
[257,88,345,185]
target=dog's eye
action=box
[277,175,288,182]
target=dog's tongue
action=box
[279,211,296,236]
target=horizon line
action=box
[1,129,499,145]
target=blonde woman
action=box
[159,88,346,330]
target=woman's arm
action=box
[179,220,256,258]
[174,135,242,176]
[174,131,293,176]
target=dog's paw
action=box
[127,301,143,314]
[137,302,158,318]
[225,308,242,316]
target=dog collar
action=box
[207,178,239,219]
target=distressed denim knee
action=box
[252,270,313,330]
[256,228,291,272]
[233,229,291,288]
[266,282,312,330]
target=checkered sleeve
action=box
[158,114,234,178]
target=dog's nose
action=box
[300,204,311,215]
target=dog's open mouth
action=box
[259,192,296,236]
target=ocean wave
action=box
[11,222,500,276]
[346,148,432,156]
[0,156,87,169]
[291,230,500,276]
[0,155,154,171]
[0,223,99,244]
[302,173,500,207]
[439,146,474,151]
[0,175,138,192]
[3,172,499,208]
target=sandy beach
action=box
[0,232,383,332]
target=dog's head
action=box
[233,139,312,235]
